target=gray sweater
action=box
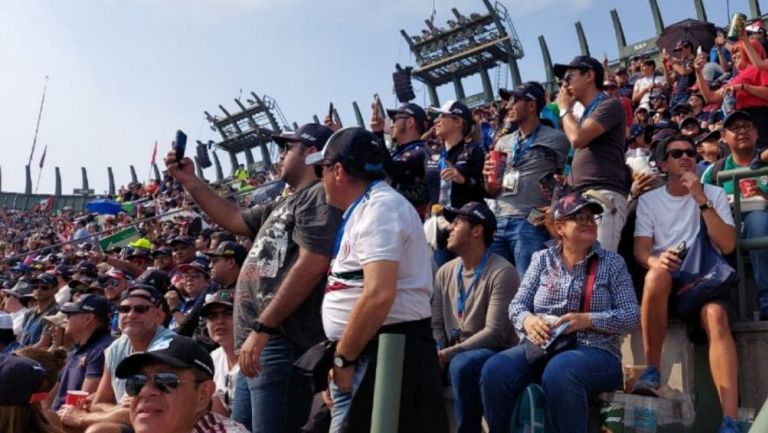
[431,253,520,361]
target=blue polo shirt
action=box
[20,301,60,346]
[52,328,114,410]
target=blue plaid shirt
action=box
[509,242,640,359]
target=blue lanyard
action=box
[579,93,606,126]
[510,125,541,165]
[456,250,492,318]
[332,180,381,257]
[438,146,449,170]
[392,140,425,159]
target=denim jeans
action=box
[743,210,768,313]
[490,216,549,278]
[329,355,371,433]
[448,348,496,433]
[230,336,313,433]
[480,345,622,433]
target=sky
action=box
[0,0,750,195]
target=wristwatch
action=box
[333,353,357,368]
[251,320,279,335]
[559,108,573,119]
[699,199,714,211]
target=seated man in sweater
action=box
[431,201,520,433]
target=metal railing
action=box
[716,165,768,320]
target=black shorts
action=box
[671,287,737,345]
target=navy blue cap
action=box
[54,264,72,278]
[31,272,58,287]
[443,201,498,234]
[305,127,385,174]
[150,247,172,258]
[723,110,753,129]
[67,277,95,292]
[386,103,428,123]
[505,81,546,112]
[552,192,604,221]
[671,103,692,114]
[127,248,151,260]
[272,123,333,149]
[169,236,195,247]
[0,354,47,405]
[134,269,171,294]
[629,124,646,140]
[175,260,210,278]
[553,55,605,89]
[680,117,700,129]
[61,294,110,317]
[75,261,98,277]
[204,241,247,267]
[116,334,214,379]
[695,129,721,145]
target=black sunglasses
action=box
[117,304,153,314]
[125,372,203,396]
[665,148,697,159]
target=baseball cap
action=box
[680,117,700,129]
[128,238,152,250]
[1,279,34,299]
[0,312,14,342]
[169,236,195,247]
[121,285,164,306]
[723,110,753,129]
[134,269,171,293]
[386,103,428,123]
[427,100,473,126]
[553,55,605,90]
[74,261,98,278]
[54,264,73,279]
[552,192,604,221]
[304,127,385,174]
[61,294,110,317]
[695,129,721,146]
[674,39,693,51]
[616,67,628,75]
[200,289,235,318]
[115,334,214,379]
[442,201,497,234]
[42,311,68,328]
[0,354,48,405]
[671,103,692,114]
[174,260,210,278]
[150,247,172,258]
[204,241,247,267]
[127,248,151,261]
[107,268,131,281]
[31,273,58,287]
[506,82,546,112]
[272,123,334,150]
[67,277,95,292]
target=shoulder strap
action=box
[710,158,727,185]
[579,256,598,313]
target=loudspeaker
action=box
[393,66,415,103]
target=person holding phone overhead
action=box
[482,82,569,277]
[480,192,639,433]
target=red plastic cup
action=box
[65,390,89,409]
[739,178,757,196]
[488,151,506,187]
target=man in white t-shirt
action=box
[306,127,448,433]
[632,58,667,110]
[200,289,239,416]
[633,134,741,433]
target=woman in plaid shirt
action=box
[479,192,640,433]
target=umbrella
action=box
[656,19,717,54]
[85,199,123,215]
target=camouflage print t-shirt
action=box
[236,180,341,351]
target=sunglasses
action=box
[563,71,585,83]
[665,148,697,159]
[117,304,153,315]
[125,372,202,396]
[564,213,602,225]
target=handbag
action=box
[673,219,738,317]
[293,339,336,393]
[523,256,598,364]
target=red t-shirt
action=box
[731,65,768,109]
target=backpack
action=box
[509,384,554,433]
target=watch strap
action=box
[252,320,279,335]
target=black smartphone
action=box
[328,102,334,121]
[332,108,341,126]
[538,172,556,199]
[675,240,688,259]
[374,93,385,120]
[174,130,187,168]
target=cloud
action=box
[509,0,598,18]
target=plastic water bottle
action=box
[438,157,452,207]
[723,89,737,115]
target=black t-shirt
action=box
[445,140,486,208]
[569,97,629,195]
[237,181,341,350]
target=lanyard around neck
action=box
[579,93,606,126]
[456,250,492,318]
[332,180,381,257]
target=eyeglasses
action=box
[664,148,697,159]
[182,272,205,280]
[564,213,602,225]
[563,71,584,83]
[106,279,121,288]
[125,372,203,396]
[725,123,754,133]
[117,304,153,315]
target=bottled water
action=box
[439,178,452,207]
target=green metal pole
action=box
[370,333,406,433]
[750,397,768,432]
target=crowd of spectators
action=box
[2,15,768,433]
